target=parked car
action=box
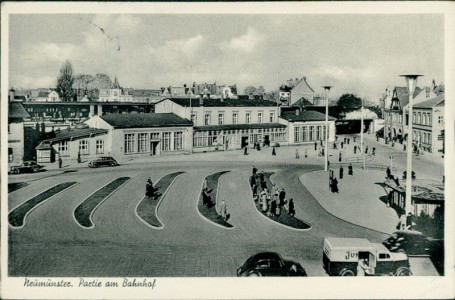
[237,252,307,277]
[376,128,384,138]
[382,230,439,256]
[9,161,43,174]
[88,156,119,168]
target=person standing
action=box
[244,146,248,155]
[259,171,265,183]
[354,145,357,154]
[77,151,81,164]
[339,151,342,162]
[252,184,258,200]
[305,148,308,158]
[347,138,350,145]
[220,200,227,221]
[365,146,368,154]
[295,149,299,159]
[250,175,256,188]
[287,199,295,216]
[348,163,353,176]
[341,141,344,149]
[252,166,258,176]
[372,147,376,155]
[353,136,356,142]
[279,188,286,207]
[386,167,391,179]
[331,177,339,193]
[339,166,344,179]
[314,141,317,151]
[58,155,62,168]
[272,146,276,156]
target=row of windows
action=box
[413,112,431,126]
[413,130,432,144]
[192,112,275,126]
[294,125,327,142]
[57,140,104,156]
[192,128,286,148]
[124,132,183,154]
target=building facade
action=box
[8,102,30,165]
[99,77,133,102]
[85,113,193,158]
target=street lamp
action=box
[322,86,332,172]
[400,73,423,228]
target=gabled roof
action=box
[394,86,424,107]
[280,110,336,122]
[100,113,193,128]
[162,98,278,107]
[413,94,445,109]
[9,102,30,119]
[292,97,313,107]
[37,128,108,146]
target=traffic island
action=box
[8,182,29,193]
[252,172,311,230]
[197,171,233,228]
[74,177,131,228]
[136,172,184,228]
[9,182,78,228]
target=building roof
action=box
[163,97,278,107]
[280,110,336,122]
[37,91,49,98]
[9,102,30,119]
[37,128,108,146]
[112,77,121,89]
[101,113,193,128]
[292,97,314,107]
[194,123,286,131]
[413,94,445,109]
[394,86,424,107]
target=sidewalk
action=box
[300,168,399,234]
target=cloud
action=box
[226,27,264,53]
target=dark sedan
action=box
[237,252,307,277]
[10,161,43,174]
[383,230,438,256]
[88,156,119,168]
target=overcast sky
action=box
[9,14,444,101]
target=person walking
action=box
[295,149,299,159]
[339,151,342,162]
[331,177,339,193]
[365,146,368,154]
[279,188,286,207]
[348,163,353,176]
[244,146,248,155]
[386,167,391,179]
[220,200,227,221]
[272,146,276,156]
[372,147,376,155]
[354,145,357,154]
[339,166,344,179]
[347,138,350,145]
[287,198,295,216]
[353,136,356,142]
[341,141,344,149]
[146,178,154,198]
[58,155,62,168]
[314,141,317,151]
[77,151,81,164]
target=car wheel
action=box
[395,267,412,276]
[339,269,355,276]
[247,272,260,277]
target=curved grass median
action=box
[8,182,29,193]
[9,182,77,228]
[198,171,233,228]
[252,172,311,230]
[74,177,131,228]
[136,172,184,228]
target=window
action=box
[79,140,89,155]
[191,114,197,124]
[162,132,171,151]
[204,114,211,125]
[137,133,148,153]
[218,113,224,125]
[294,127,300,142]
[174,132,183,150]
[269,112,274,123]
[258,112,263,123]
[57,141,69,156]
[438,116,444,125]
[302,126,308,142]
[124,134,135,154]
[309,126,314,141]
[316,126,321,141]
[96,140,104,154]
[246,113,251,124]
[151,132,160,140]
[232,113,238,124]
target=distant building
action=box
[99,77,133,102]
[8,98,30,165]
[132,89,163,103]
[279,76,315,106]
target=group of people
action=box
[250,166,295,217]
[145,178,155,198]
[328,163,354,193]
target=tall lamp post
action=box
[400,73,423,228]
[323,86,332,172]
[360,98,366,170]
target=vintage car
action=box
[382,230,440,256]
[237,252,307,277]
[9,161,43,174]
[88,156,119,168]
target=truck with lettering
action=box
[323,237,412,276]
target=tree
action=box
[56,61,75,102]
[256,86,265,95]
[337,93,362,112]
[244,86,257,97]
[73,74,94,97]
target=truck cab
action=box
[323,237,411,276]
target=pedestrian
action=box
[333,142,337,149]
[58,155,62,168]
[331,177,339,193]
[376,135,379,142]
[279,188,286,206]
[347,138,350,145]
[272,146,276,156]
[348,163,353,176]
[386,167,391,179]
[252,184,258,200]
[339,166,344,179]
[261,180,267,191]
[244,146,248,155]
[256,142,261,151]
[260,171,265,183]
[394,176,400,186]
[146,178,154,197]
[260,190,268,212]
[329,176,333,191]
[250,175,256,187]
[365,146,368,154]
[295,149,299,159]
[339,151,342,162]
[341,141,344,149]
[354,145,357,154]
[314,141,317,151]
[202,188,211,206]
[275,200,281,216]
[321,147,325,156]
[372,147,376,155]
[320,140,323,147]
[305,148,308,158]
[77,151,81,164]
[287,198,295,216]
[328,160,330,170]
[220,200,227,221]
[336,136,339,142]
[353,136,356,142]
[270,198,277,216]
[403,144,406,151]
[252,166,258,176]
[329,168,334,179]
